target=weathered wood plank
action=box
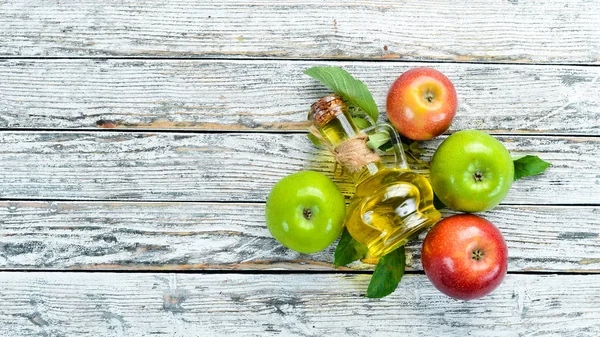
[1,0,599,64]
[0,202,598,272]
[0,272,599,336]
[1,60,599,134]
[0,132,597,204]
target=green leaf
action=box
[334,228,368,268]
[366,246,406,298]
[349,106,376,128]
[304,66,379,122]
[513,155,551,180]
[378,140,393,152]
[366,131,391,151]
[352,116,372,130]
[408,141,424,155]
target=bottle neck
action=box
[308,94,391,185]
[316,112,382,184]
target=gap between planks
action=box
[0,198,598,207]
[0,128,599,138]
[3,56,600,68]
[1,128,599,137]
[1,269,598,276]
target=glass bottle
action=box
[309,94,441,263]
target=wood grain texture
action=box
[1,60,599,134]
[1,1,597,334]
[0,201,598,272]
[1,0,599,63]
[0,272,599,336]
[0,131,597,204]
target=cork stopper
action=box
[309,94,347,127]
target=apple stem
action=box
[424,91,435,103]
[473,171,484,182]
[472,249,484,261]
[303,208,313,221]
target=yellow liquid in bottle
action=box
[345,169,440,260]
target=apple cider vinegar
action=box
[309,95,440,261]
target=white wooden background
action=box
[0,0,599,336]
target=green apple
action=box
[265,171,346,254]
[429,130,514,212]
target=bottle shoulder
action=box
[354,168,430,197]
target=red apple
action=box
[386,68,457,140]
[421,214,508,300]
